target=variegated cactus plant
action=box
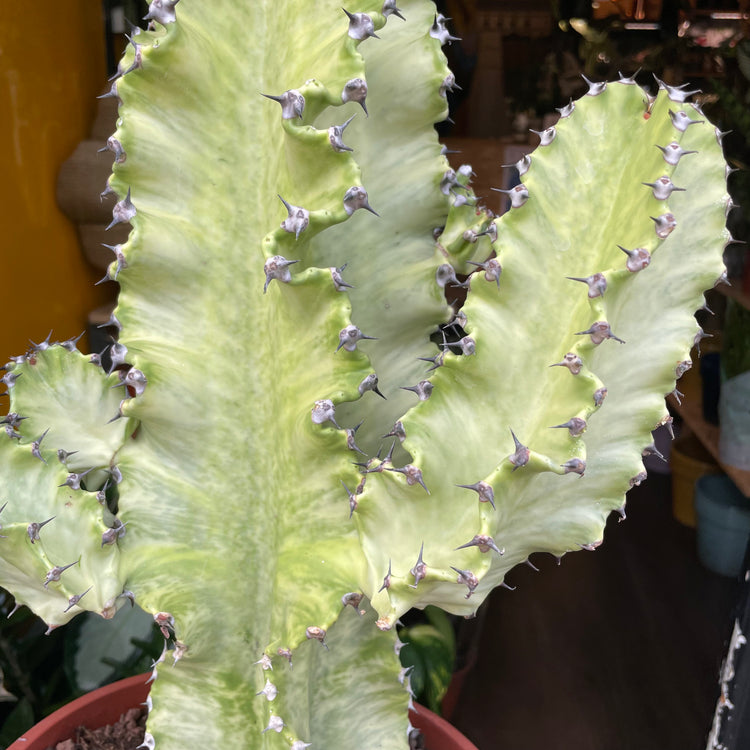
[0,1,731,748]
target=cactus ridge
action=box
[0,2,728,748]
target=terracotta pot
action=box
[412,702,479,749]
[7,674,478,750]
[440,660,473,724]
[6,674,150,750]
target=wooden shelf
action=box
[668,370,750,497]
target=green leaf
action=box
[399,610,455,714]
[65,605,157,693]
[0,697,34,747]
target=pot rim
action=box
[7,674,478,750]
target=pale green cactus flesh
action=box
[0,1,729,748]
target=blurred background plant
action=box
[398,607,457,715]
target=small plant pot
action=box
[7,674,478,750]
[718,372,750,471]
[695,474,750,577]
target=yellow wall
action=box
[0,3,112,362]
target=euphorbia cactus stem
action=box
[0,2,730,748]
